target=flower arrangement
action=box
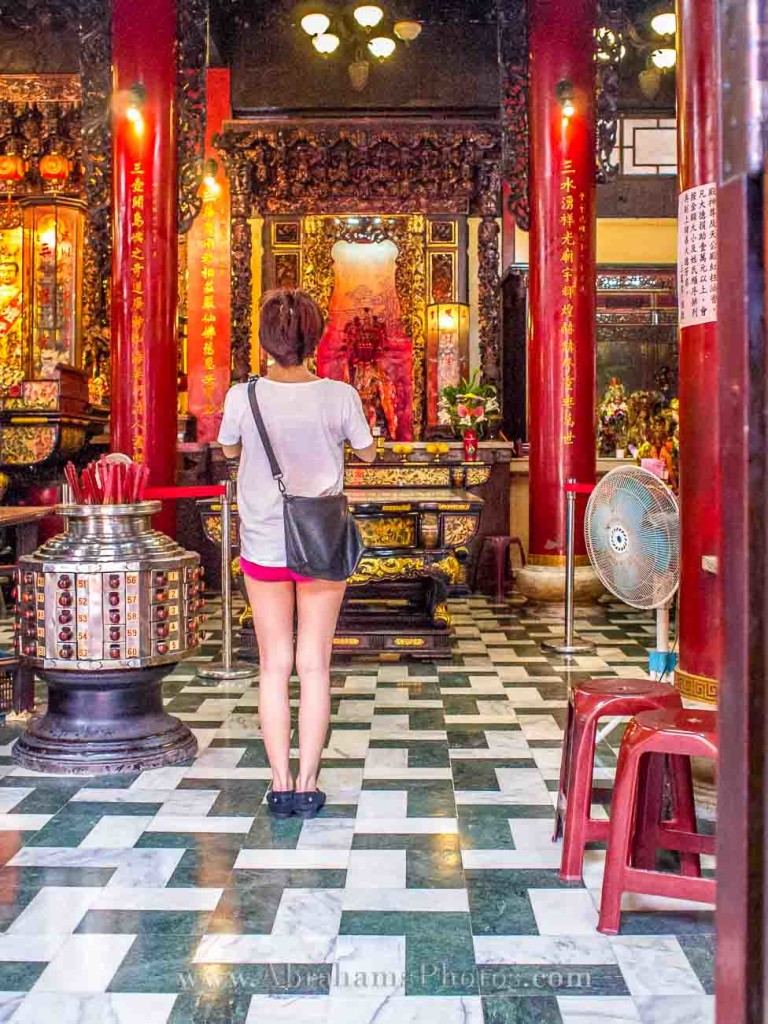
[439,371,500,437]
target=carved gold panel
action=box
[357,516,416,549]
[443,514,479,547]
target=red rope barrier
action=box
[565,482,596,494]
[144,485,227,500]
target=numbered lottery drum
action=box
[13,501,203,773]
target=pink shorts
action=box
[240,556,312,583]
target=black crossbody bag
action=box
[247,378,364,581]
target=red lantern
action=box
[0,154,25,184]
[39,153,70,185]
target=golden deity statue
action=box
[0,251,23,373]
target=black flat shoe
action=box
[266,790,294,819]
[293,789,326,819]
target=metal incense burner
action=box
[13,501,202,773]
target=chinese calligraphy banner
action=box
[677,182,717,328]
[187,68,231,443]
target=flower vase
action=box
[462,428,479,462]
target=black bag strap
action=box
[247,378,287,495]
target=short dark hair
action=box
[259,289,324,367]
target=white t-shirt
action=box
[217,377,373,566]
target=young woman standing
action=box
[218,289,376,819]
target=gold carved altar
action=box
[198,483,484,659]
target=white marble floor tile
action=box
[0,934,68,961]
[129,766,187,790]
[0,815,51,832]
[192,746,246,768]
[341,888,468,913]
[0,789,32,813]
[296,818,356,851]
[235,849,349,870]
[79,815,153,849]
[335,700,376,722]
[8,992,178,1024]
[495,767,553,804]
[353,817,457,835]
[634,995,714,1024]
[509,817,558,848]
[355,791,408,819]
[317,768,364,804]
[485,730,533,756]
[369,714,410,735]
[245,995,329,1023]
[462,847,562,870]
[145,814,253,833]
[345,851,407,890]
[32,934,135,993]
[271,889,344,941]
[93,886,222,912]
[195,932,336,964]
[364,748,408,770]
[331,935,406,998]
[0,993,23,1023]
[529,888,601,935]
[610,937,705,997]
[558,996,641,1022]
[154,789,219,817]
[530,746,564,779]
[364,766,452,781]
[7,887,103,936]
[517,714,564,740]
[325,995,485,1023]
[324,730,370,759]
[183,766,272,780]
[474,935,616,965]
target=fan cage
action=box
[584,465,681,610]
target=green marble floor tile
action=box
[108,931,205,993]
[0,962,46,992]
[405,913,477,996]
[168,991,252,1024]
[452,760,534,792]
[178,779,270,817]
[677,933,716,994]
[163,840,243,887]
[466,873,541,936]
[407,781,456,818]
[457,807,517,850]
[478,965,628,998]
[406,836,465,889]
[482,995,563,1023]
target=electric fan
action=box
[585,465,680,679]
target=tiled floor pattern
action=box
[0,597,714,1023]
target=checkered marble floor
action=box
[0,596,714,1024]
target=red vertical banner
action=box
[187,68,232,443]
[111,0,178,533]
[527,0,597,565]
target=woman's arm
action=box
[351,440,377,464]
[220,442,242,459]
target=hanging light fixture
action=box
[368,36,396,59]
[394,20,422,42]
[301,11,330,35]
[353,4,384,29]
[650,47,676,69]
[651,11,676,36]
[313,31,340,53]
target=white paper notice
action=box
[677,182,718,328]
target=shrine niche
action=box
[216,119,502,397]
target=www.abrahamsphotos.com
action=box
[180,964,593,993]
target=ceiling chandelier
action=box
[594,3,677,103]
[299,4,423,91]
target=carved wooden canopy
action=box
[216,119,503,388]
[216,120,501,218]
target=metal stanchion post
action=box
[197,480,257,681]
[541,479,596,656]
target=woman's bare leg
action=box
[294,580,346,792]
[244,578,296,791]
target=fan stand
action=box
[540,482,596,657]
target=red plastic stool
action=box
[472,535,526,602]
[597,706,717,935]
[554,678,683,882]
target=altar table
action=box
[197,486,484,659]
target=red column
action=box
[111,0,178,533]
[674,0,721,705]
[523,0,597,589]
